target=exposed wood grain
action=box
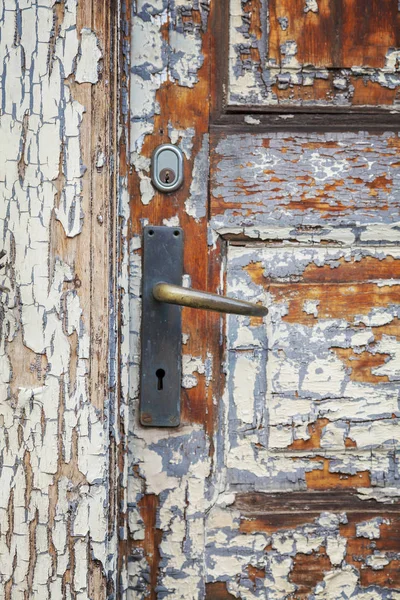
[234,491,400,515]
[211,131,400,230]
[227,0,400,107]
[205,582,237,599]
[1,0,118,596]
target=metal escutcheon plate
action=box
[140,226,183,426]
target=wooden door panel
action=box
[205,493,400,598]
[223,245,400,484]
[210,131,400,233]
[228,0,400,107]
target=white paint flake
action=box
[356,517,389,539]
[360,488,400,505]
[244,115,261,125]
[185,134,209,221]
[314,566,359,599]
[365,553,391,569]
[75,28,102,84]
[326,535,347,565]
[305,0,319,12]
[303,299,320,317]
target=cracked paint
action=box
[0,0,110,597]
[184,134,209,222]
[211,131,400,231]
[75,28,102,84]
[126,2,400,597]
[205,503,400,598]
[217,243,400,495]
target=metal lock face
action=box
[151,144,184,193]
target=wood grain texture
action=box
[228,0,400,107]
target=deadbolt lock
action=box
[151,144,184,192]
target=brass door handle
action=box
[153,282,268,317]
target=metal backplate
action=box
[140,226,183,427]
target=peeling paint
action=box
[229,0,400,106]
[130,1,209,204]
[305,0,319,13]
[75,28,102,84]
[185,134,209,221]
[127,2,400,597]
[356,517,390,539]
[0,0,111,596]
[219,243,400,492]
[211,132,400,231]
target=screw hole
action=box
[148,229,154,236]
[173,230,180,236]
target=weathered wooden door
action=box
[125,1,400,598]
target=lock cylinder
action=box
[151,144,184,193]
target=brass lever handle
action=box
[153,282,268,317]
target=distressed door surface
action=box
[126,1,400,598]
[0,0,118,597]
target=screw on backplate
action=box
[159,168,176,185]
[141,413,153,424]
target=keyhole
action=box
[156,368,165,390]
[159,168,176,185]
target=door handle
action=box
[140,226,267,427]
[153,283,268,316]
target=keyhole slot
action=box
[156,368,165,390]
